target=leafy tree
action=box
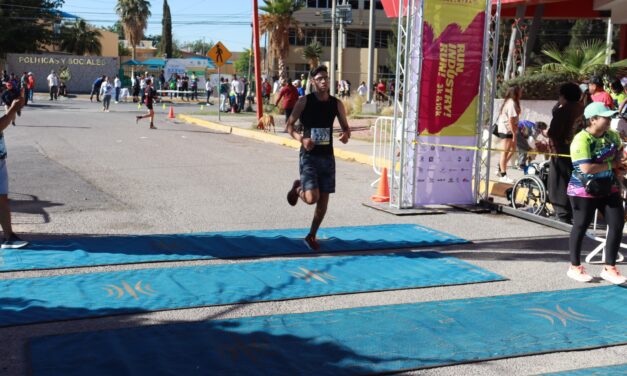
[0,0,65,56]
[259,0,304,80]
[161,0,173,58]
[182,39,214,55]
[59,19,102,55]
[115,0,151,61]
[541,40,627,80]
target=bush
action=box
[341,98,354,117]
[498,72,574,100]
[380,105,394,116]
[351,95,364,115]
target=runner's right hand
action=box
[302,138,314,151]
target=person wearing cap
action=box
[567,102,626,285]
[589,76,615,109]
[0,97,29,249]
[47,70,59,101]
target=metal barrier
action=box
[371,116,395,187]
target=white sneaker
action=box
[600,267,627,285]
[1,234,29,249]
[567,265,593,282]
[499,175,514,184]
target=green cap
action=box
[584,102,617,119]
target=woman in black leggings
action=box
[567,102,626,285]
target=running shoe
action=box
[287,180,301,206]
[600,266,627,285]
[567,265,593,283]
[304,234,320,251]
[499,175,514,184]
[1,234,29,249]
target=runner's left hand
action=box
[339,130,350,144]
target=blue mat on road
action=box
[544,364,627,375]
[0,224,468,272]
[0,251,501,327]
[29,286,627,376]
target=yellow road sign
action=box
[207,42,232,67]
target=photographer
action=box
[566,102,626,285]
[0,97,29,249]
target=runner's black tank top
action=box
[299,93,339,156]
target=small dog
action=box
[257,113,275,133]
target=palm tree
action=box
[302,40,322,69]
[59,19,102,56]
[115,0,151,63]
[541,40,627,80]
[259,0,304,81]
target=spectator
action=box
[609,79,626,111]
[0,97,29,249]
[566,102,626,284]
[90,75,105,102]
[205,79,213,105]
[113,75,121,103]
[548,82,585,224]
[275,80,299,123]
[99,76,113,112]
[190,73,198,101]
[357,81,367,98]
[20,72,29,106]
[1,82,20,126]
[261,78,272,103]
[46,70,58,101]
[27,72,35,103]
[376,80,386,103]
[589,76,614,109]
[158,70,166,91]
[295,80,305,97]
[219,77,229,112]
[495,85,522,183]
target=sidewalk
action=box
[177,110,376,166]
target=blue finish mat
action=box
[0,224,468,271]
[0,251,502,327]
[544,364,627,375]
[29,286,627,375]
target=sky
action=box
[61,0,255,52]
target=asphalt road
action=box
[0,97,624,375]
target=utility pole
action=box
[338,0,345,84]
[606,18,614,65]
[366,0,375,103]
[330,0,337,96]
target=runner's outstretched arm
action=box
[0,99,23,132]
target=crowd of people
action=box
[493,75,627,285]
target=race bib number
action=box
[311,128,331,145]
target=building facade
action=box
[270,0,396,87]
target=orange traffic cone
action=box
[168,106,175,119]
[371,167,390,203]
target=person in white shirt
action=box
[272,77,281,95]
[113,75,121,103]
[99,76,114,112]
[205,79,213,105]
[46,70,59,101]
[357,81,367,98]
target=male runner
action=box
[136,79,157,129]
[285,65,351,250]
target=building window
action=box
[348,0,359,9]
[364,0,384,10]
[289,29,306,46]
[375,30,392,48]
[346,29,369,48]
[378,65,395,80]
[306,0,329,8]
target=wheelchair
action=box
[507,160,555,217]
